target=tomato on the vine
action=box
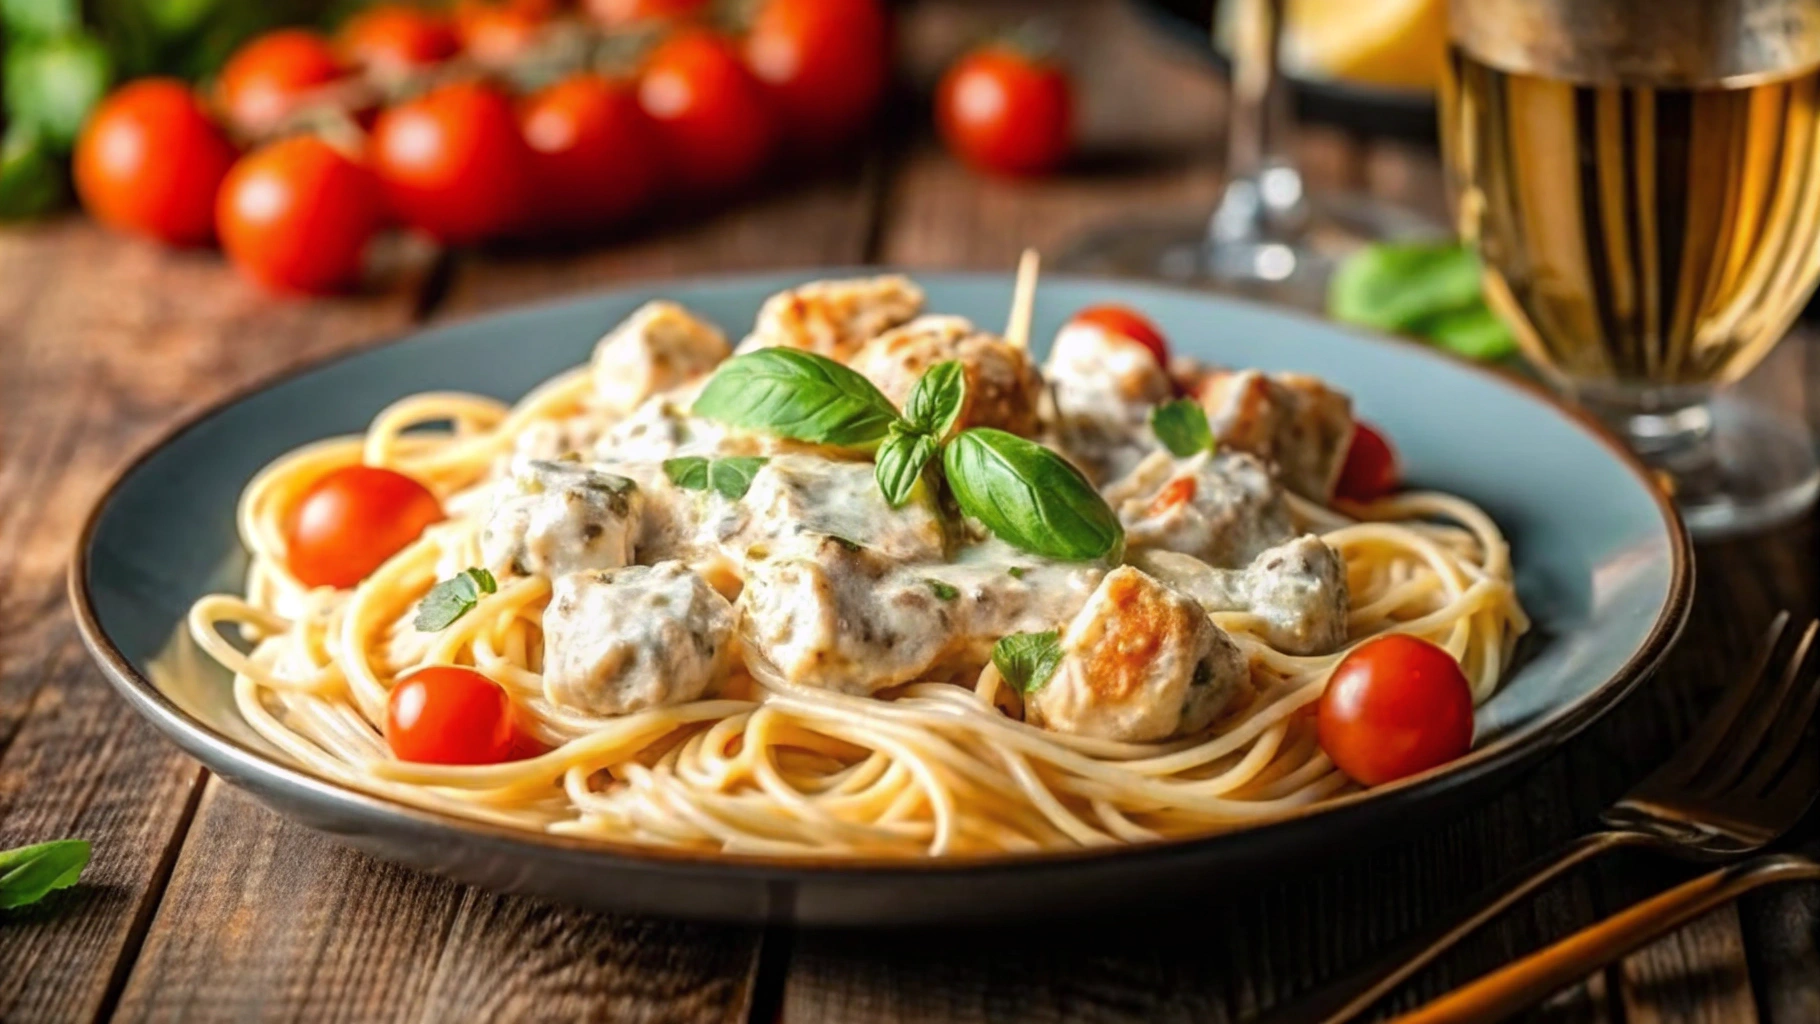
[1317,634,1474,787]
[455,0,546,66]
[520,74,662,233]
[587,0,709,27]
[637,29,776,196]
[743,0,890,147]
[284,465,444,588]
[1335,422,1401,503]
[74,79,239,247]
[338,6,460,75]
[386,666,535,765]
[936,44,1073,177]
[218,29,346,134]
[371,81,533,244]
[217,136,384,295]
[1070,305,1170,367]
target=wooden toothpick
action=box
[1005,248,1040,349]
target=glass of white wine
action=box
[1443,0,1820,536]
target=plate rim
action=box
[68,267,1694,880]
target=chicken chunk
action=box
[847,315,1045,436]
[1135,535,1350,655]
[1026,567,1247,742]
[736,275,925,362]
[1044,319,1176,484]
[543,562,735,716]
[1103,449,1295,568]
[480,460,641,579]
[589,301,730,414]
[730,453,948,564]
[593,393,736,463]
[1198,369,1355,500]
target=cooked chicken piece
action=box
[1136,535,1350,656]
[593,392,737,463]
[588,300,730,414]
[1198,369,1355,500]
[730,453,948,564]
[543,562,735,716]
[1104,449,1295,568]
[1044,319,1176,484]
[509,413,607,466]
[480,460,641,579]
[1026,567,1247,742]
[736,275,925,362]
[847,315,1045,437]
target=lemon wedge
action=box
[1283,0,1447,92]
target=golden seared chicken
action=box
[848,315,1046,437]
[737,275,925,362]
[1103,449,1295,568]
[1138,536,1350,656]
[1197,369,1356,501]
[589,300,731,415]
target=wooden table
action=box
[4,2,1817,1021]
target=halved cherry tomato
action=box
[1070,304,1170,367]
[520,73,662,233]
[285,465,444,588]
[74,80,239,247]
[218,29,346,134]
[455,0,546,66]
[637,29,776,196]
[936,44,1072,177]
[743,0,890,148]
[1335,422,1400,502]
[338,6,460,76]
[587,0,709,27]
[217,136,384,295]
[1317,634,1474,787]
[372,81,533,244]
[386,666,530,765]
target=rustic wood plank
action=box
[0,220,424,1024]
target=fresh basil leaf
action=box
[1007,566,1028,579]
[0,838,90,910]
[874,427,938,508]
[1412,303,1519,362]
[662,456,710,492]
[0,122,65,220]
[924,578,959,601]
[707,456,767,500]
[4,32,113,150]
[992,631,1063,694]
[692,348,900,448]
[1330,242,1484,332]
[1,0,79,39]
[414,568,498,632]
[943,429,1123,562]
[1150,399,1215,458]
[904,360,967,438]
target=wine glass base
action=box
[1652,397,1819,540]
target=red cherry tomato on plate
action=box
[743,0,890,148]
[587,0,709,27]
[1070,304,1170,367]
[285,465,444,588]
[637,29,776,196]
[218,29,346,134]
[520,73,662,233]
[387,666,529,765]
[217,136,384,295]
[372,81,533,244]
[1317,634,1474,787]
[339,6,460,75]
[1336,421,1401,502]
[74,80,239,247]
[936,44,1072,177]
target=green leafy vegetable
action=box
[662,456,711,492]
[874,427,938,508]
[903,359,967,438]
[0,838,90,910]
[1329,242,1518,362]
[1149,399,1215,458]
[414,568,498,632]
[691,348,900,448]
[943,428,1123,562]
[992,631,1063,694]
[924,578,960,601]
[0,123,66,219]
[2,0,80,39]
[663,455,768,500]
[4,32,113,149]
[1007,566,1028,579]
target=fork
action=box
[1262,613,1820,1024]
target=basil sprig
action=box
[664,455,768,500]
[1329,242,1518,362]
[691,348,900,447]
[1,839,90,910]
[1150,399,1215,458]
[903,360,967,438]
[992,631,1063,694]
[414,568,497,632]
[875,427,939,508]
[944,429,1123,562]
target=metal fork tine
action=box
[1695,616,1813,793]
[1735,620,1820,801]
[1656,611,1791,787]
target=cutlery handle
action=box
[1389,854,1820,1024]
[1260,829,1650,1024]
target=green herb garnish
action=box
[663,455,768,500]
[943,429,1123,562]
[874,426,939,508]
[992,631,1063,694]
[1328,242,1518,362]
[0,839,90,910]
[902,359,967,438]
[1007,566,1028,579]
[924,578,960,601]
[414,568,498,632]
[691,348,900,448]
[1150,399,1216,458]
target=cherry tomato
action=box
[74,80,239,247]
[1071,304,1170,367]
[1317,634,1474,787]
[520,73,662,233]
[218,29,346,135]
[1336,422,1401,503]
[936,44,1072,177]
[637,29,776,196]
[338,6,460,76]
[372,81,533,244]
[386,666,527,765]
[587,0,709,27]
[456,1,546,66]
[217,136,383,295]
[285,465,444,588]
[743,0,890,148]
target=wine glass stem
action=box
[1211,0,1309,246]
